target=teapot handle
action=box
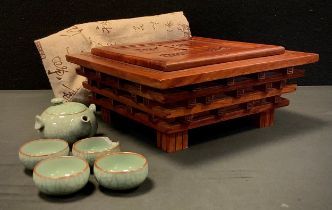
[89,104,96,113]
[34,115,44,130]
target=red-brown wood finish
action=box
[66,37,319,153]
[91,36,285,71]
[66,51,318,89]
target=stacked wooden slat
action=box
[77,67,301,152]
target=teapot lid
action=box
[45,98,87,115]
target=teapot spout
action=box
[81,115,90,123]
[81,115,93,136]
[35,115,44,130]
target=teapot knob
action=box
[51,98,65,105]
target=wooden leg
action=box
[157,131,162,148]
[101,107,111,124]
[254,109,275,128]
[156,130,188,153]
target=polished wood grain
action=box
[90,96,289,134]
[256,109,275,128]
[66,37,318,152]
[91,37,285,71]
[77,67,304,104]
[84,82,296,119]
[66,50,318,89]
[156,131,188,153]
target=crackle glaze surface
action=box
[72,137,120,166]
[35,98,98,144]
[94,152,148,190]
[33,156,90,195]
[18,139,69,170]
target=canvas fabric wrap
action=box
[35,12,191,103]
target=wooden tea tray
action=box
[91,37,285,71]
[66,37,318,153]
[67,50,317,89]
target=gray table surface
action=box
[1,86,331,210]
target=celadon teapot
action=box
[35,98,98,144]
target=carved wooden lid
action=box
[91,36,285,71]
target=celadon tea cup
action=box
[72,137,120,166]
[94,152,148,190]
[33,156,90,195]
[18,139,69,170]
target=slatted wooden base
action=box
[66,44,318,153]
[76,67,302,152]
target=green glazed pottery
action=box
[72,137,120,166]
[33,156,90,195]
[34,98,98,144]
[94,152,148,190]
[19,139,69,170]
